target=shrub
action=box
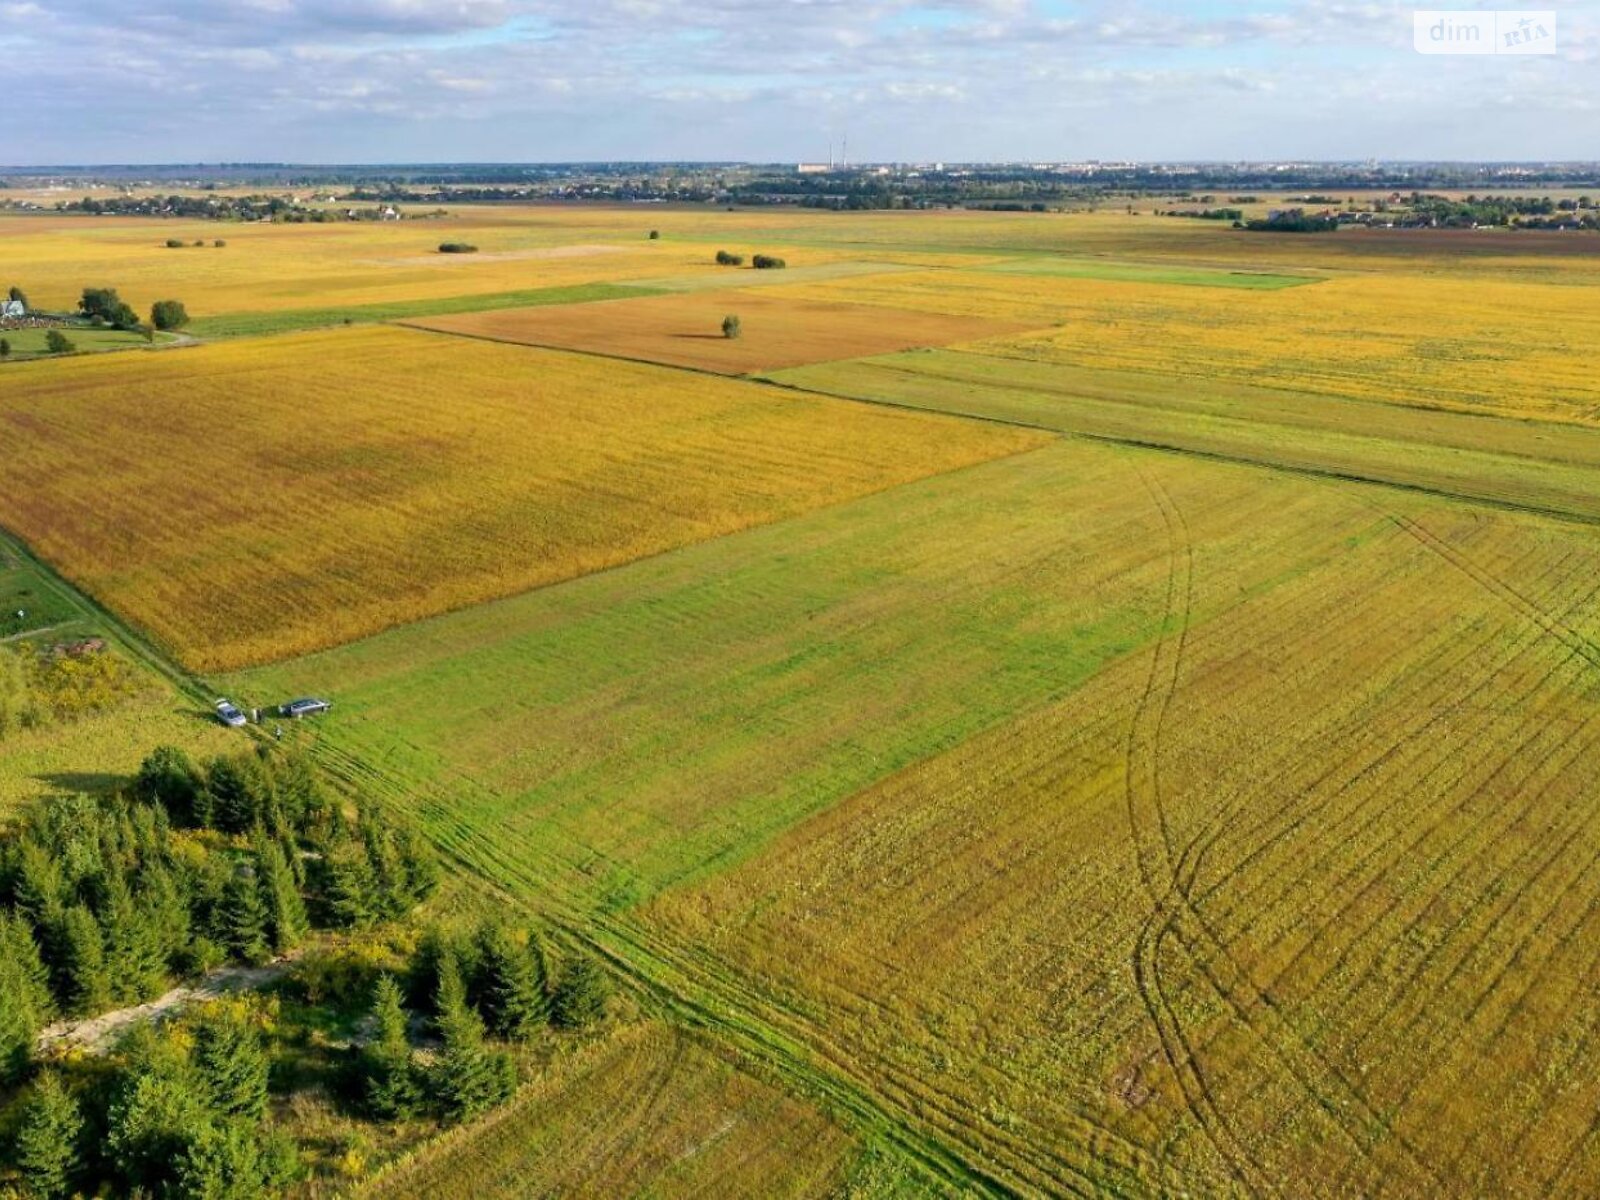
[45,330,75,354]
[648,230,660,240]
[752,254,786,270]
[165,238,185,248]
[437,242,478,254]
[722,314,742,339]
[150,300,190,331]
[715,250,744,266]
[0,337,10,358]
[213,239,226,248]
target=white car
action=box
[215,699,248,728]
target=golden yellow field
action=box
[0,325,1043,670]
[774,269,1600,424]
[406,288,1034,374]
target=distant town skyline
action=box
[6,1,1596,165]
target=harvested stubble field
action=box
[405,288,1036,374]
[0,325,1042,670]
[363,1022,858,1199]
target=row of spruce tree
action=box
[0,744,437,1084]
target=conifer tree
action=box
[14,1070,83,1200]
[135,745,204,826]
[59,903,112,1015]
[194,1007,270,1121]
[551,953,610,1030]
[319,839,378,929]
[474,922,549,1039]
[173,1119,266,1200]
[0,911,54,1081]
[361,974,420,1120]
[432,952,514,1120]
[253,835,306,954]
[101,871,167,1002]
[360,816,409,919]
[222,864,270,966]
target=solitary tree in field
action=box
[7,285,26,306]
[44,330,75,354]
[0,338,10,359]
[150,300,190,331]
[722,314,741,339]
[648,229,660,239]
[14,1071,83,1200]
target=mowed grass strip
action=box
[361,1022,857,1200]
[0,325,1045,671]
[185,281,660,339]
[404,289,1037,375]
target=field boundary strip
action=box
[756,371,1600,531]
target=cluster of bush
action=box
[0,744,437,1077]
[437,243,478,254]
[713,251,787,269]
[0,644,143,737]
[1244,210,1339,234]
[1165,207,1244,221]
[163,239,226,249]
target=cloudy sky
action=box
[4,0,1596,164]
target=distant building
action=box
[0,299,24,320]
[797,163,832,175]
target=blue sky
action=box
[3,1,1596,164]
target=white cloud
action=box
[3,0,1598,162]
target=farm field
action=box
[0,325,1040,670]
[363,1022,860,1200]
[771,270,1600,424]
[406,288,1036,374]
[6,203,1600,1196]
[772,351,1600,524]
[230,433,1600,1195]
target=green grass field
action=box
[0,326,176,359]
[185,281,661,338]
